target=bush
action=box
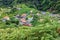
[0,25,60,40]
[0,9,60,40]
[17,0,60,13]
[0,3,60,40]
[0,0,60,13]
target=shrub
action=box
[0,25,60,40]
[0,0,60,13]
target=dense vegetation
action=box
[0,0,60,40]
[0,0,60,13]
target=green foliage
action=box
[0,0,60,13]
[31,14,39,26]
[0,25,60,40]
[17,0,60,13]
[0,3,60,40]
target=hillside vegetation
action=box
[0,0,60,13]
[0,0,60,40]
